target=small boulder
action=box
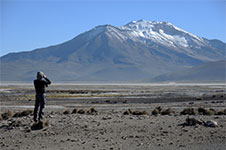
[204,120,218,128]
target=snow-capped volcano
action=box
[120,19,205,48]
[1,20,225,81]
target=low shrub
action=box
[21,109,33,116]
[13,109,33,117]
[63,109,71,115]
[72,108,77,114]
[161,108,175,115]
[1,110,13,120]
[87,107,98,115]
[205,108,216,115]
[77,109,85,114]
[216,109,226,115]
[123,109,133,115]
[132,110,148,115]
[152,108,160,115]
[123,109,147,115]
[180,108,198,115]
[198,108,216,115]
[152,106,162,115]
[198,107,207,115]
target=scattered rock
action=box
[102,116,112,120]
[185,117,203,126]
[8,120,22,128]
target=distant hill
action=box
[1,20,226,81]
[151,60,226,82]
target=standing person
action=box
[33,72,51,122]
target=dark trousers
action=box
[34,93,46,121]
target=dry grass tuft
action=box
[86,107,98,115]
[77,109,85,114]
[180,108,198,115]
[1,110,14,120]
[63,109,71,115]
[161,108,175,115]
[71,108,77,114]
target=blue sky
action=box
[0,0,225,56]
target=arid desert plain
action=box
[0,83,226,150]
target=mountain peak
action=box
[122,20,183,32]
[120,19,204,48]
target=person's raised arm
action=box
[43,74,51,85]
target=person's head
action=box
[37,72,44,80]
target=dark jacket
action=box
[34,78,51,94]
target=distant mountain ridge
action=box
[1,20,225,81]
